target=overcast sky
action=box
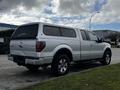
[0,0,120,31]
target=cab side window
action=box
[81,30,89,40]
[88,32,98,41]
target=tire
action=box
[26,65,40,71]
[100,51,111,65]
[51,54,70,76]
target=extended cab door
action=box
[80,30,93,60]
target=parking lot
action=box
[0,48,119,90]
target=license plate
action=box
[25,59,36,65]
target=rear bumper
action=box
[8,55,52,65]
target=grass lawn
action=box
[21,63,120,90]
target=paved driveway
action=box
[0,48,119,90]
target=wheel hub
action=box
[58,59,68,73]
[106,54,110,64]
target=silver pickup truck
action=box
[8,22,112,76]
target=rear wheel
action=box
[51,54,70,76]
[26,65,40,71]
[100,51,111,65]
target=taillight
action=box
[36,41,46,52]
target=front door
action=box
[87,31,104,59]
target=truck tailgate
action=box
[10,40,38,57]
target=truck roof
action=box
[18,22,89,32]
[20,22,78,29]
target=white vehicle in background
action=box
[117,43,120,48]
[8,22,112,76]
[117,39,120,48]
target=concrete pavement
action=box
[0,48,119,90]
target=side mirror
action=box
[96,37,104,43]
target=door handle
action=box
[19,45,23,48]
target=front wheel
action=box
[100,51,111,65]
[51,54,70,76]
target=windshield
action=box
[12,24,38,40]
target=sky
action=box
[0,0,120,31]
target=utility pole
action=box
[89,12,99,31]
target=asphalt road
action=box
[0,48,119,90]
